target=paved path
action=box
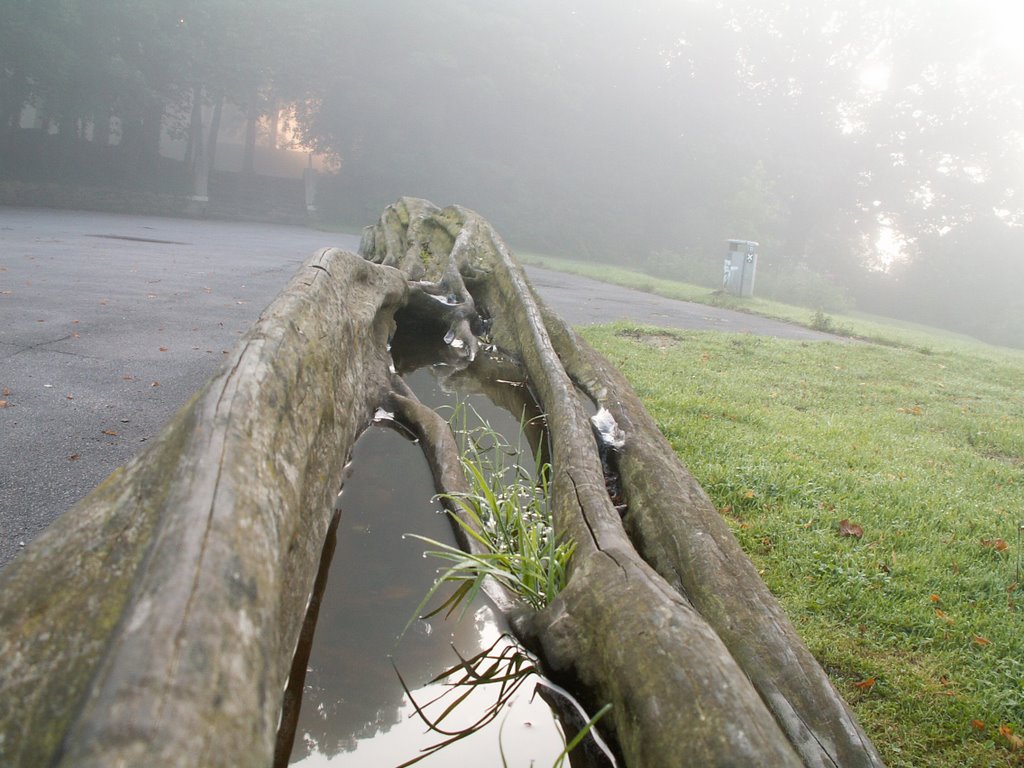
[525,264,838,339]
[0,207,836,567]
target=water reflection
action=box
[287,410,565,766]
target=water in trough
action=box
[285,359,568,767]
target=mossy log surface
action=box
[361,198,885,768]
[0,249,405,767]
[0,197,884,768]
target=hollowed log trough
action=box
[0,198,884,768]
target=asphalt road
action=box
[0,207,836,568]
[526,264,838,339]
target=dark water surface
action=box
[287,366,564,766]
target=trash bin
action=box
[724,239,758,298]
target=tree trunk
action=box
[242,88,258,176]
[208,90,224,174]
[183,87,201,172]
[268,101,279,149]
[187,85,210,208]
[0,198,884,768]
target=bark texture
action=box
[0,197,884,768]
[0,249,405,767]
[361,197,885,768]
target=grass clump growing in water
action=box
[402,406,610,767]
[412,403,573,615]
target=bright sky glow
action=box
[990,1,1024,74]
[858,63,890,93]
[874,219,906,270]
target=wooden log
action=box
[0,249,406,767]
[361,197,885,767]
[543,312,885,768]
[0,197,883,768]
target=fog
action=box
[2,0,1022,346]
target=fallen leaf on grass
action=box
[930,594,941,603]
[972,635,991,646]
[853,678,876,691]
[971,719,986,731]
[935,608,954,624]
[897,405,923,416]
[839,519,864,538]
[981,539,1009,552]
[1000,725,1024,751]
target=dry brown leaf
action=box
[68,453,80,461]
[981,539,1009,552]
[972,719,986,731]
[101,429,118,437]
[853,677,876,691]
[972,635,991,646]
[839,519,864,538]
[1000,725,1024,751]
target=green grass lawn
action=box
[581,323,1024,767]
